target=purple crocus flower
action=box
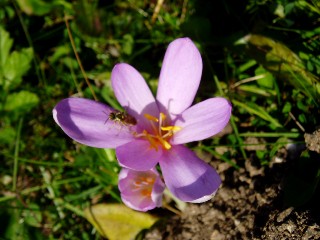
[118,168,165,212]
[53,37,232,203]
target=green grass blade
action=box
[12,118,23,192]
[232,99,282,127]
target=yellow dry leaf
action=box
[84,203,158,240]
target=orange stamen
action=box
[137,113,181,151]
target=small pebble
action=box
[277,207,294,223]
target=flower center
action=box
[135,112,181,151]
[133,176,155,197]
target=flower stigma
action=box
[135,112,181,151]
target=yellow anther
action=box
[144,133,159,151]
[161,126,182,132]
[172,126,182,131]
[141,189,152,197]
[144,113,159,122]
[158,137,172,150]
[145,177,155,184]
[135,180,142,185]
[163,141,172,150]
[161,126,173,131]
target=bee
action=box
[105,110,137,126]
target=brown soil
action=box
[305,129,320,154]
[144,141,320,240]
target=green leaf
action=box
[4,90,39,114]
[0,207,36,240]
[232,99,282,127]
[238,59,257,73]
[0,27,33,90]
[239,132,300,138]
[282,101,292,114]
[84,203,158,240]
[0,126,16,144]
[16,0,72,16]
[122,34,134,55]
[269,137,289,158]
[23,203,42,227]
[0,27,13,67]
[237,85,275,97]
[242,34,320,105]
[1,207,44,240]
[16,0,52,15]
[255,65,274,89]
[48,45,71,64]
[4,48,33,87]
[1,208,20,239]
